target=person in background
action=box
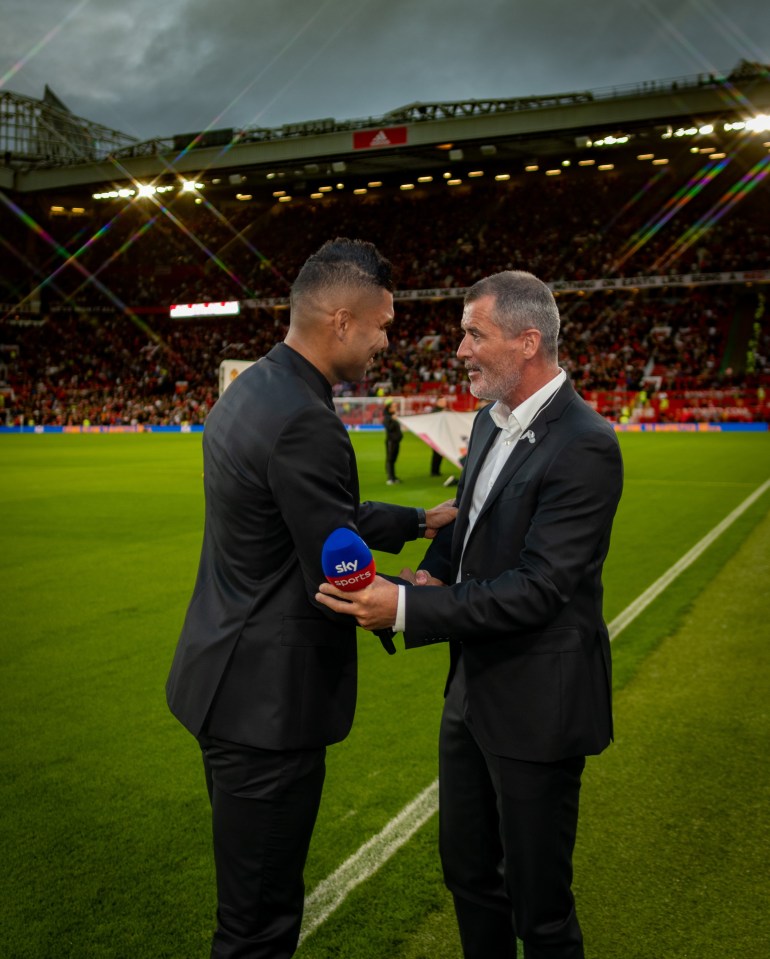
[429,395,449,477]
[316,269,624,959]
[166,237,456,959]
[383,399,403,485]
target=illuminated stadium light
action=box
[710,153,726,159]
[594,135,629,146]
[436,143,454,150]
[468,171,484,177]
[235,193,252,200]
[367,181,383,188]
[495,174,511,181]
[180,179,202,193]
[400,183,415,190]
[310,193,324,199]
[746,114,770,132]
[278,196,292,202]
[724,121,746,131]
[118,189,133,198]
[272,190,286,197]
[562,160,571,167]
[699,124,714,135]
[443,172,453,179]
[447,179,462,185]
[598,164,614,171]
[335,183,345,189]
[417,176,433,183]
[319,185,333,192]
[137,184,156,198]
[266,172,276,179]
[50,206,64,213]
[525,165,538,172]
[637,154,654,160]
[545,169,561,176]
[71,207,85,214]
[170,301,240,319]
[353,188,367,195]
[156,185,175,193]
[652,158,669,165]
[579,159,596,166]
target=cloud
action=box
[2,0,768,141]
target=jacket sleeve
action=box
[268,408,418,609]
[359,500,421,552]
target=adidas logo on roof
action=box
[370,130,391,146]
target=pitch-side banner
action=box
[397,410,477,469]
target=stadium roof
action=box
[2,62,769,198]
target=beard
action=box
[467,365,522,404]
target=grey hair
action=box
[464,270,560,359]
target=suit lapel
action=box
[451,410,499,563]
[470,381,577,530]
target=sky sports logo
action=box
[322,528,376,591]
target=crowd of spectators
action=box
[1,152,768,427]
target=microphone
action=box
[320,528,396,655]
[321,527,376,591]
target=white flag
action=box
[397,410,477,469]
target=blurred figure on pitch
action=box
[316,270,624,959]
[383,399,403,485]
[429,395,449,476]
[166,238,456,959]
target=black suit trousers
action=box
[199,736,326,959]
[439,660,585,959]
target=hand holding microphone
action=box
[320,528,397,653]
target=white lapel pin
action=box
[522,429,536,444]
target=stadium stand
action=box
[2,71,769,427]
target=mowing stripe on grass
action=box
[607,476,770,641]
[299,476,770,944]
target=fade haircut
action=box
[465,270,560,360]
[290,237,394,310]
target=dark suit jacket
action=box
[405,380,623,763]
[166,343,420,751]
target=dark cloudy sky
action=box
[2,0,768,142]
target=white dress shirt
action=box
[394,369,565,632]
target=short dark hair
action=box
[465,270,560,359]
[290,238,394,309]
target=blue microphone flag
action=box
[321,528,376,592]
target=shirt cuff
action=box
[395,584,407,633]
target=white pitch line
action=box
[300,476,770,943]
[299,780,439,943]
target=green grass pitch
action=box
[1,431,769,959]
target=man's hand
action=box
[316,575,399,631]
[424,498,458,539]
[399,567,446,586]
